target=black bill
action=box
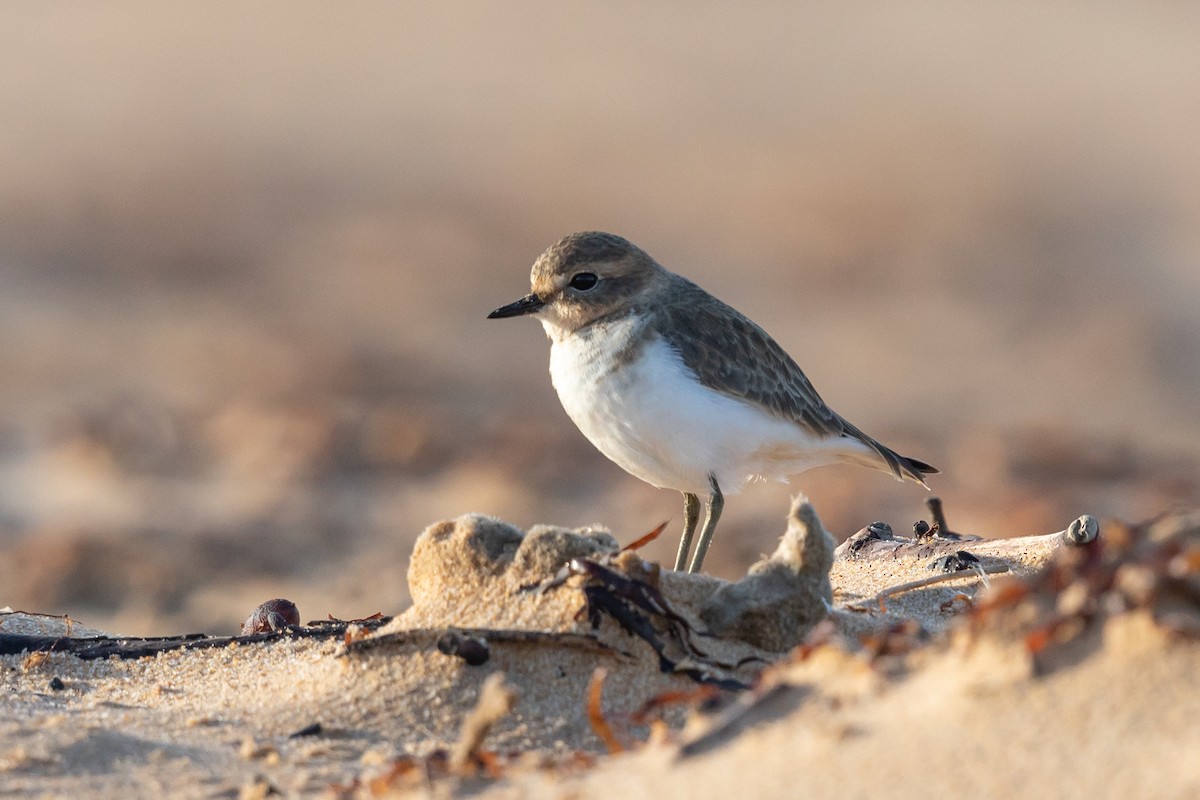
[487,293,546,319]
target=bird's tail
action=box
[836,417,938,488]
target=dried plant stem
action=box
[849,564,1011,612]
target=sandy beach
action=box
[1,3,1198,797]
[3,504,1197,798]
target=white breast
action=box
[546,320,845,495]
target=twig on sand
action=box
[621,520,670,553]
[847,564,1012,613]
[0,616,392,660]
[449,672,518,773]
[586,667,625,754]
[342,626,629,659]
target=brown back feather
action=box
[655,275,937,483]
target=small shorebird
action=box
[488,232,936,573]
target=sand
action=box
[2,7,1198,798]
[3,502,1196,799]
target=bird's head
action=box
[487,231,663,338]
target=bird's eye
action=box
[569,272,599,291]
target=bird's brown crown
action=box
[529,231,664,334]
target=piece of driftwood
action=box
[845,564,1013,612]
[0,617,391,660]
[837,514,1101,614]
[341,625,630,659]
[836,513,1100,561]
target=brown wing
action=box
[657,278,844,437]
[656,277,938,484]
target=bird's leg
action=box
[674,492,702,571]
[687,474,724,573]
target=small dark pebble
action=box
[288,722,324,738]
[912,520,931,539]
[49,676,66,691]
[929,550,981,573]
[436,632,490,666]
[241,599,301,635]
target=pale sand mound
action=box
[1,504,1196,799]
[393,495,834,653]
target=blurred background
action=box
[1,2,1197,635]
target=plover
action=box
[488,232,937,573]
